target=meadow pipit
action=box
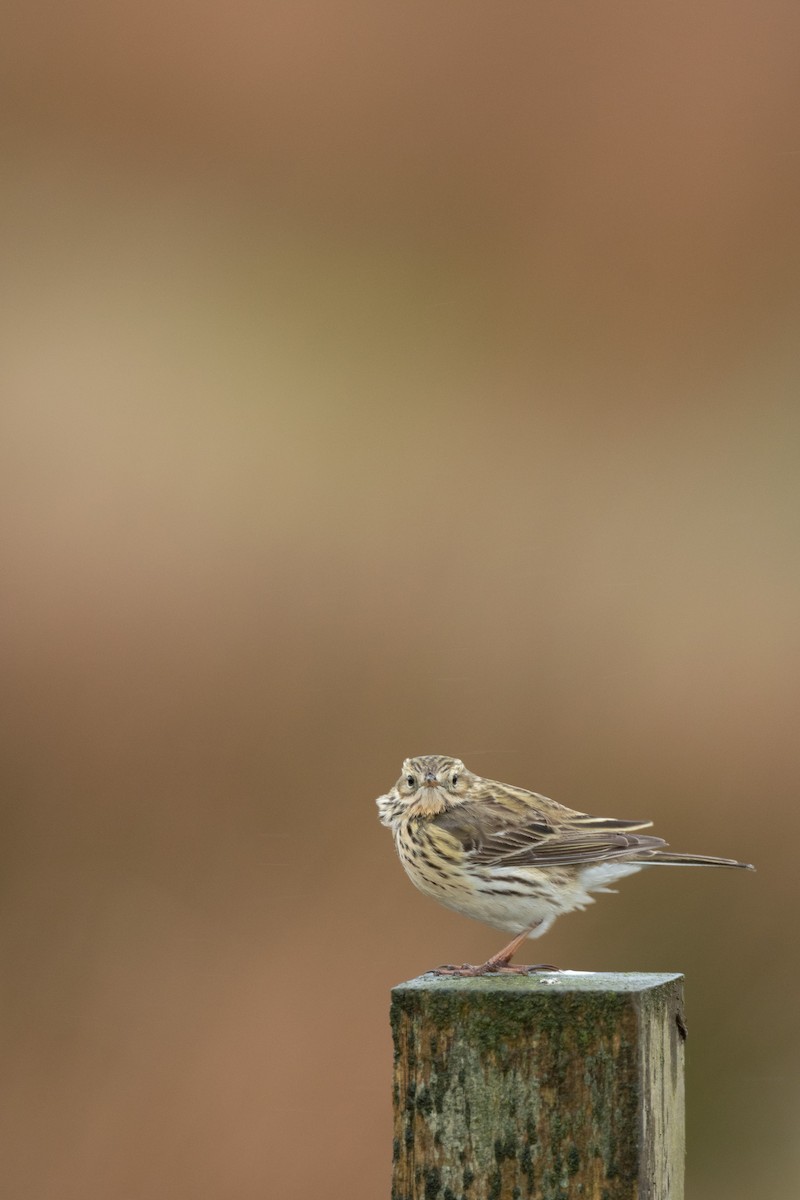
[376,754,754,975]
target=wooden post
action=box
[390,972,685,1200]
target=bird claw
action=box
[479,962,560,975]
[430,962,560,977]
[512,963,560,974]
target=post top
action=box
[392,970,683,995]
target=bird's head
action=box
[376,754,475,826]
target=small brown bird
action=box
[376,754,754,975]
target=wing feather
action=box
[432,797,664,868]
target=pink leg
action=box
[432,924,559,976]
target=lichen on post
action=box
[390,972,685,1200]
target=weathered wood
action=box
[390,972,684,1200]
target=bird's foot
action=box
[490,962,560,975]
[431,962,560,977]
[430,963,483,976]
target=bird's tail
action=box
[643,851,754,870]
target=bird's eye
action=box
[451,773,460,787]
[406,774,416,788]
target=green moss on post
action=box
[390,973,684,1200]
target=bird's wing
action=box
[433,796,663,868]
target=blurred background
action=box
[2,2,799,1197]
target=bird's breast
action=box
[394,821,468,896]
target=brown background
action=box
[2,4,799,1198]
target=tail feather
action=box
[643,851,754,870]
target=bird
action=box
[376,754,754,975]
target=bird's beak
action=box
[424,772,438,787]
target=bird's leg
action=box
[477,926,536,971]
[433,925,559,977]
[476,927,557,974]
